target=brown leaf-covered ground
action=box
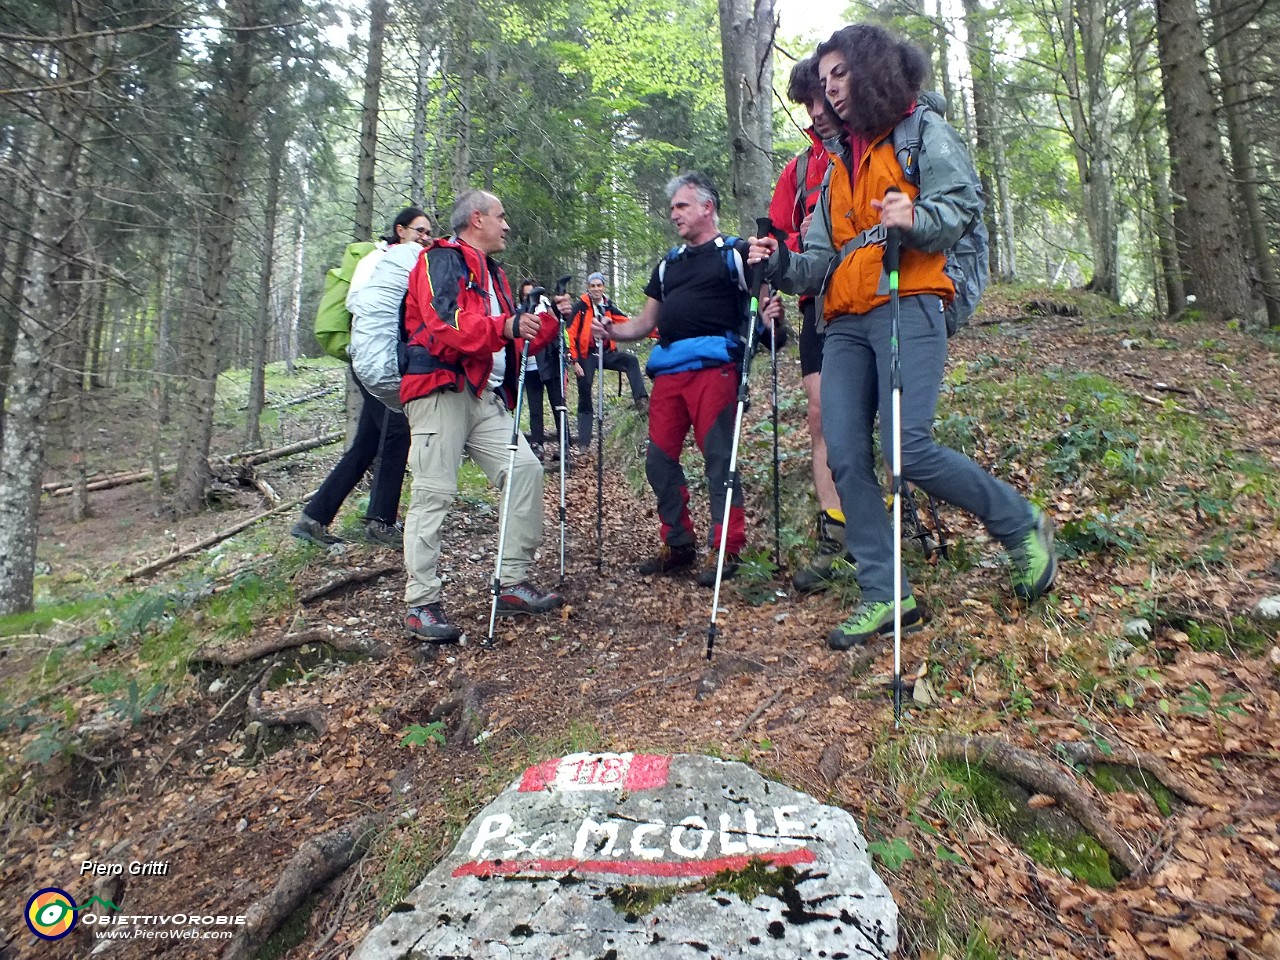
[4,301,1279,959]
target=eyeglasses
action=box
[411,225,430,235]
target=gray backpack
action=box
[348,242,426,411]
[892,96,990,336]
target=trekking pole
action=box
[926,491,949,560]
[554,274,572,584]
[595,329,605,573]
[770,295,781,570]
[884,190,906,727]
[705,221,771,661]
[486,286,544,646]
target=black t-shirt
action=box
[643,237,748,344]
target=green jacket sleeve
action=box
[905,115,982,253]
[765,164,836,298]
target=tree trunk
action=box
[173,0,261,515]
[355,0,387,243]
[718,0,775,238]
[286,182,306,373]
[453,16,475,195]
[960,0,1005,279]
[1058,0,1119,299]
[0,8,89,614]
[1155,0,1255,322]
[1211,0,1280,327]
[411,0,435,208]
[1126,5,1184,317]
[246,128,287,448]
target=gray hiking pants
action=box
[820,294,1034,603]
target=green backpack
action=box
[314,241,377,361]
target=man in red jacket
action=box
[767,55,847,594]
[399,189,562,643]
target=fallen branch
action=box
[934,734,1143,877]
[123,495,309,582]
[190,628,388,667]
[299,561,402,604]
[221,814,382,960]
[246,662,327,736]
[44,467,170,498]
[228,431,343,467]
[1054,740,1217,807]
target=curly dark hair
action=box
[817,24,929,135]
[786,56,821,105]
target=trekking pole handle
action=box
[883,188,903,274]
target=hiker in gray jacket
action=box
[749,24,1057,650]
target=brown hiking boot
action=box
[695,553,741,588]
[637,543,697,575]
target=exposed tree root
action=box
[933,734,1143,877]
[299,561,403,604]
[221,814,381,960]
[246,664,327,736]
[190,628,389,667]
[429,680,496,746]
[1054,740,1218,807]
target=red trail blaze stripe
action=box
[452,848,816,880]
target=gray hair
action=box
[664,171,721,212]
[450,189,497,234]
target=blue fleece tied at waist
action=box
[646,333,739,377]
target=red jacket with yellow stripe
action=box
[400,237,556,407]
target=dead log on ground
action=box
[1054,740,1218,807]
[190,628,389,667]
[123,495,309,582]
[934,734,1143,877]
[221,814,381,960]
[44,467,170,498]
[299,561,403,604]
[227,431,343,467]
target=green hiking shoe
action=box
[1008,508,1058,603]
[826,595,924,651]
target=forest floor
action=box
[3,290,1280,960]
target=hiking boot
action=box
[637,543,697,576]
[496,580,564,616]
[529,441,545,460]
[826,596,924,650]
[634,396,649,415]
[364,519,403,549]
[695,553,741,588]
[793,511,848,594]
[405,602,462,644]
[1009,508,1058,603]
[291,514,342,547]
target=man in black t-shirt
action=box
[590,171,780,586]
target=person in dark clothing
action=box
[567,272,648,449]
[591,172,780,587]
[291,207,430,549]
[518,279,571,464]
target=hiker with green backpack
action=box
[292,207,431,549]
[749,24,1057,651]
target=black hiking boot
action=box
[792,511,850,594]
[695,554,741,588]
[637,543,697,576]
[291,514,342,547]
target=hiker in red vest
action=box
[399,190,563,644]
